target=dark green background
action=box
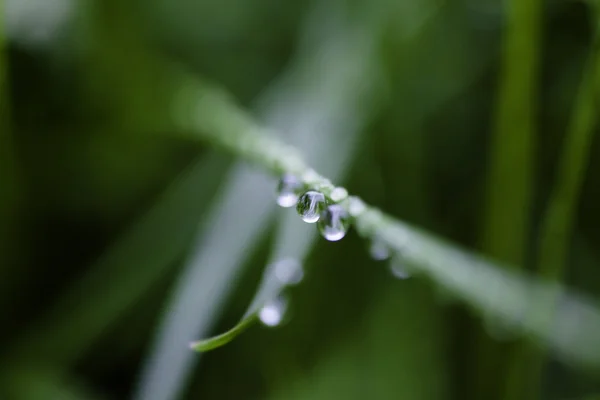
[1,0,599,399]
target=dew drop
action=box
[369,238,390,261]
[274,258,304,285]
[259,296,287,327]
[330,187,348,202]
[348,196,366,217]
[318,204,351,241]
[276,174,303,208]
[389,257,411,279]
[296,191,326,223]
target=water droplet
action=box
[318,204,351,241]
[330,187,349,202]
[296,191,326,223]
[370,239,390,261]
[389,257,410,279]
[274,258,304,285]
[302,169,321,185]
[276,174,304,208]
[348,196,366,217]
[259,296,287,327]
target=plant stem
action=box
[170,75,600,371]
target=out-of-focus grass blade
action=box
[132,164,277,400]
[3,152,229,368]
[136,2,385,399]
[504,28,600,400]
[477,0,541,396]
[374,217,600,372]
[188,0,383,356]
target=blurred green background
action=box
[1,0,600,399]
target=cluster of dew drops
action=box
[276,173,411,277]
[276,173,352,241]
[259,174,411,328]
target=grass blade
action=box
[505,25,600,400]
[3,153,228,368]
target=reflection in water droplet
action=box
[318,204,350,241]
[370,239,390,261]
[276,174,303,208]
[297,191,326,223]
[259,296,287,327]
[390,257,410,279]
[274,258,304,285]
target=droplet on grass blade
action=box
[390,256,411,279]
[276,174,303,208]
[370,238,391,261]
[273,258,304,285]
[330,187,349,202]
[318,204,350,241]
[259,296,287,327]
[297,191,326,223]
[348,196,366,217]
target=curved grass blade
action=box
[188,3,381,355]
[189,313,259,352]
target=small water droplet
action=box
[389,257,410,279]
[274,258,304,285]
[348,196,366,217]
[370,239,390,261]
[259,296,287,327]
[276,174,303,208]
[297,191,326,223]
[318,204,351,241]
[302,169,321,185]
[330,187,349,202]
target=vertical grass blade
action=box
[478,0,541,396]
[504,25,600,400]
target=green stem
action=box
[169,75,600,370]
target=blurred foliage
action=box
[2,0,600,399]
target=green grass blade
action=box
[482,0,540,265]
[478,0,541,396]
[189,314,259,352]
[3,153,227,368]
[504,25,600,400]
[174,77,600,372]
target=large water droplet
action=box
[389,257,410,279]
[276,174,303,208]
[259,296,287,327]
[318,204,350,241]
[296,191,326,223]
[369,238,390,261]
[274,258,304,285]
